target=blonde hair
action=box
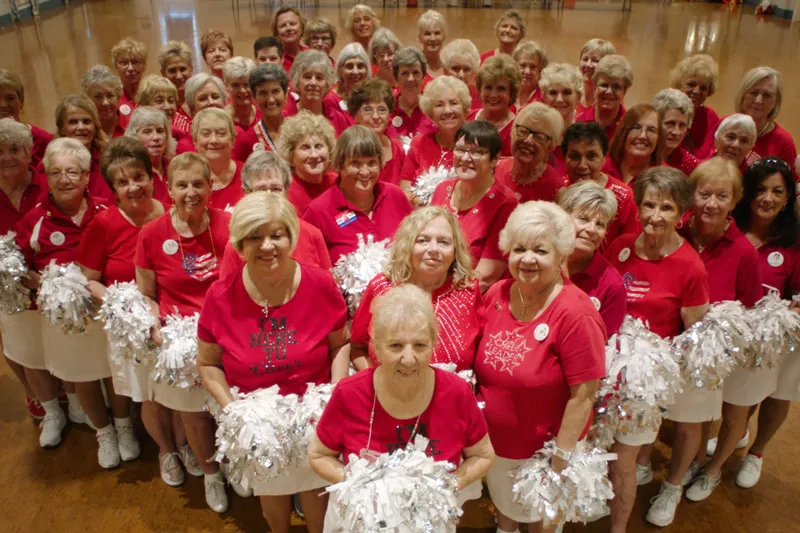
[331,125,382,170]
[191,107,237,142]
[579,39,616,59]
[512,40,549,71]
[0,69,24,101]
[420,75,471,119]
[496,10,526,39]
[668,54,719,97]
[593,54,633,89]
[557,180,618,225]
[167,152,211,186]
[0,117,33,152]
[418,9,447,32]
[111,37,148,64]
[689,156,743,205]
[384,207,475,289]
[477,54,521,104]
[136,75,178,105]
[371,284,438,347]
[55,94,107,151]
[229,191,299,253]
[514,102,564,144]
[538,63,583,100]
[735,66,783,122]
[304,18,337,48]
[278,111,336,167]
[271,6,307,37]
[440,39,480,71]
[346,4,381,35]
[499,201,576,258]
[158,41,193,73]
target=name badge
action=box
[335,211,358,228]
[253,142,266,152]
[534,323,549,342]
[162,239,179,255]
[590,296,601,311]
[50,231,65,246]
[391,116,403,128]
[768,251,784,268]
[339,100,349,111]
[119,104,132,116]
[618,247,631,262]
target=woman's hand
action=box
[551,455,568,474]
[151,324,164,346]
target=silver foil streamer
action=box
[36,261,92,334]
[747,292,800,369]
[97,281,157,364]
[332,234,391,317]
[430,362,476,388]
[150,313,200,389]
[0,232,31,314]
[398,135,412,154]
[671,301,753,390]
[410,165,455,206]
[512,439,617,526]
[291,383,334,460]
[325,435,461,533]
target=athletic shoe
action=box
[159,452,185,487]
[686,473,721,502]
[179,444,203,477]
[116,422,141,461]
[39,410,67,448]
[205,473,229,513]
[636,462,654,485]
[736,454,763,488]
[681,462,703,486]
[26,396,45,420]
[646,483,682,527]
[96,428,121,469]
[67,401,96,430]
[706,430,750,456]
[221,462,253,498]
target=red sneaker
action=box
[26,396,45,420]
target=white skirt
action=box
[722,365,780,407]
[614,425,660,447]
[42,319,111,382]
[148,380,209,412]
[485,455,538,524]
[666,388,723,423]
[0,310,46,370]
[107,343,150,403]
[252,459,328,496]
[770,352,800,402]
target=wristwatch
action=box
[553,446,573,461]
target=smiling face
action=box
[86,86,119,123]
[431,88,466,132]
[241,220,292,273]
[169,163,210,216]
[661,108,690,152]
[693,177,735,227]
[750,172,788,226]
[248,172,286,194]
[517,53,541,91]
[136,122,168,160]
[512,120,552,167]
[411,216,455,279]
[397,64,424,97]
[340,154,381,197]
[624,110,659,160]
[204,40,232,73]
[194,115,233,162]
[479,78,511,114]
[741,76,778,125]
[453,137,494,182]
[0,87,23,121]
[445,57,475,86]
[571,208,608,258]
[355,99,390,136]
[298,68,329,104]
[375,316,434,382]
[340,57,369,93]
[419,24,445,55]
[109,163,154,212]
[46,154,89,207]
[227,75,253,108]
[352,12,375,40]
[115,54,145,89]
[163,58,193,95]
[579,50,603,82]
[543,81,578,122]
[291,134,329,180]
[716,127,755,165]
[679,75,711,108]
[254,81,287,119]
[374,46,396,74]
[508,235,562,288]
[193,81,225,112]
[60,106,96,149]
[256,47,283,65]
[638,188,680,237]
[497,17,522,47]
[151,91,178,119]
[0,142,31,183]
[594,74,626,113]
[565,138,606,183]
[277,12,302,46]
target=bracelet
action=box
[553,446,573,461]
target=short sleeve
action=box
[351,279,378,345]
[76,215,108,273]
[557,313,607,386]
[788,248,800,296]
[600,279,627,337]
[399,136,421,184]
[481,196,517,260]
[736,245,764,308]
[680,258,710,309]
[459,383,488,448]
[310,227,332,270]
[197,285,220,344]
[315,384,346,453]
[14,214,36,268]
[219,241,243,279]
[134,229,154,271]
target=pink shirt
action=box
[134,208,230,317]
[386,105,436,140]
[208,161,245,213]
[0,167,47,235]
[666,147,701,177]
[475,281,606,459]
[757,242,800,298]
[197,264,346,395]
[316,367,488,465]
[494,158,568,203]
[302,181,412,265]
[379,138,406,186]
[682,106,719,160]
[351,275,482,370]
[467,109,513,157]
[575,104,627,142]
[289,171,338,215]
[570,252,627,336]
[430,179,518,263]
[605,233,709,338]
[398,132,453,185]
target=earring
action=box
[675,219,684,229]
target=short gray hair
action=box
[513,40,549,70]
[81,65,123,96]
[43,137,92,173]
[290,49,336,89]
[242,151,292,193]
[346,4,381,33]
[249,63,289,94]
[514,102,564,143]
[496,10,526,39]
[222,56,257,83]
[539,63,583,99]
[499,201,576,258]
[0,117,33,152]
[230,191,299,253]
[440,39,480,71]
[593,54,633,89]
[633,166,693,214]
[125,106,176,159]
[652,88,695,125]
[184,73,227,114]
[369,28,402,62]
[714,113,757,142]
[372,284,437,348]
[580,38,616,59]
[191,107,237,142]
[418,9,447,32]
[735,66,782,121]
[420,76,471,119]
[336,43,372,85]
[557,180,618,225]
[392,47,427,80]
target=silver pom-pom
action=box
[291,383,334,459]
[151,313,200,389]
[36,260,92,334]
[430,362,476,388]
[0,232,31,314]
[512,439,617,526]
[747,292,800,369]
[398,135,412,154]
[672,301,754,390]
[410,165,455,206]
[332,234,390,317]
[326,435,461,533]
[98,281,157,364]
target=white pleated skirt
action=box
[614,425,660,447]
[770,352,800,402]
[148,380,209,412]
[42,319,111,382]
[485,455,540,524]
[722,365,779,407]
[666,388,723,423]
[0,310,46,370]
[107,344,150,403]
[252,459,328,496]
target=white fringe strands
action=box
[0,232,31,314]
[150,313,200,389]
[332,234,390,317]
[746,292,800,369]
[430,362,476,388]
[97,281,157,364]
[410,165,455,206]
[36,261,92,334]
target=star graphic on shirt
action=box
[483,330,532,375]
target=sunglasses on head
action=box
[750,156,791,174]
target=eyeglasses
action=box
[359,105,390,117]
[453,147,489,159]
[750,156,792,174]
[629,124,659,137]
[596,81,625,94]
[309,35,332,43]
[515,125,552,144]
[47,169,84,180]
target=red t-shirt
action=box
[682,105,719,160]
[570,252,627,336]
[757,242,800,299]
[351,275,482,370]
[232,121,279,163]
[15,194,106,270]
[323,90,350,115]
[281,45,309,74]
[479,50,496,64]
[379,138,406,186]
[0,167,47,235]
[288,171,338,216]
[134,208,231,317]
[176,136,197,155]
[475,281,606,459]
[666,147,701,177]
[398,132,454,185]
[302,181,412,265]
[598,176,640,252]
[575,104,627,143]
[172,109,192,140]
[282,96,354,137]
[29,124,52,168]
[208,161,245,213]
[118,91,137,130]
[467,109,512,157]
[316,367,488,465]
[430,179,518,263]
[678,218,763,307]
[754,123,797,179]
[605,233,709,338]
[469,84,482,112]
[218,218,332,277]
[494,158,568,203]
[386,105,436,140]
[197,264,346,395]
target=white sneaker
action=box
[680,462,703,486]
[39,410,67,448]
[68,401,96,430]
[685,473,721,502]
[97,428,121,469]
[221,463,253,498]
[706,430,750,456]
[179,444,203,477]
[205,473,229,513]
[116,423,141,461]
[646,483,682,527]
[636,462,654,485]
[736,454,763,488]
[159,452,185,487]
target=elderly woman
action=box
[368,28,401,86]
[430,121,518,290]
[303,19,336,62]
[111,37,147,122]
[347,4,380,51]
[124,106,175,202]
[512,41,548,111]
[347,79,404,185]
[303,125,412,265]
[712,114,759,174]
[200,30,233,79]
[577,39,616,114]
[278,111,337,214]
[418,10,447,79]
[540,63,582,130]
[469,55,520,157]
[386,48,436,140]
[605,166,709,533]
[223,57,258,132]
[441,39,482,112]
[176,73,227,154]
[0,69,52,166]
[481,10,526,63]
[0,119,56,426]
[736,66,797,171]
[199,191,349,532]
[576,54,632,142]
[476,201,605,533]
[135,153,231,512]
[136,74,187,141]
[653,88,700,176]
[254,36,284,66]
[495,102,566,203]
[286,50,353,135]
[326,43,371,112]
[16,138,115,464]
[272,6,307,73]
[399,76,470,192]
[311,284,494,531]
[233,64,288,163]
[81,66,125,138]
[351,206,481,371]
[558,181,625,336]
[158,41,195,125]
[219,151,331,277]
[563,122,639,250]
[669,54,720,159]
[605,103,664,185]
[192,108,243,212]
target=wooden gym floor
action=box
[2,1,800,532]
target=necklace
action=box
[365,372,425,455]
[246,267,293,317]
[516,279,558,321]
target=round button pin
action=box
[590,296,601,311]
[339,100,348,111]
[50,231,65,246]
[253,143,265,152]
[768,251,784,267]
[119,104,131,116]
[162,239,179,256]
[391,116,403,128]
[534,324,549,341]
[618,248,631,262]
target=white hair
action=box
[184,73,227,114]
[714,113,757,142]
[499,201,576,258]
[222,56,257,82]
[652,88,695,125]
[43,137,92,173]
